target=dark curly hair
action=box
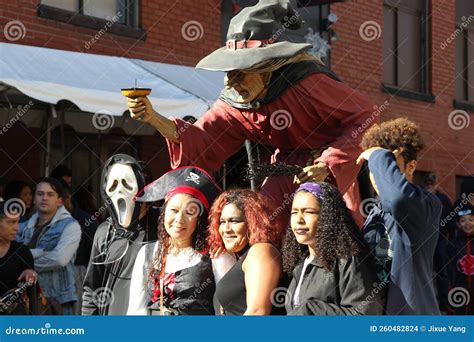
[147,196,209,282]
[282,182,371,274]
[360,117,425,163]
[208,189,285,251]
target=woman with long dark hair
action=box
[209,189,286,315]
[127,167,222,315]
[283,182,384,315]
[4,181,33,222]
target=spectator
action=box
[50,165,72,188]
[447,201,474,315]
[17,178,81,315]
[4,180,34,222]
[422,173,453,312]
[358,118,442,315]
[58,180,99,315]
[283,182,383,315]
[0,201,36,314]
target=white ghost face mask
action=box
[105,163,139,228]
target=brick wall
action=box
[329,0,473,201]
[0,0,221,190]
[0,0,221,66]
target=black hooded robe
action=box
[81,154,157,315]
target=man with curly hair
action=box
[357,118,442,315]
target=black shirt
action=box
[82,217,152,315]
[71,206,98,267]
[214,248,249,315]
[0,241,34,296]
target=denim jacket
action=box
[17,206,81,304]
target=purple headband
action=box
[295,182,324,201]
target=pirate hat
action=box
[135,166,222,211]
[196,0,311,72]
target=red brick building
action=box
[0,0,223,199]
[0,0,472,204]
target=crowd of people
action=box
[1,0,473,316]
[1,118,473,316]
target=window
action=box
[220,0,333,65]
[383,0,433,101]
[38,0,143,39]
[454,0,474,108]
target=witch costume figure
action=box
[82,154,158,315]
[126,0,377,226]
[127,166,229,315]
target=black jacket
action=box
[72,206,98,267]
[81,154,158,315]
[285,255,384,315]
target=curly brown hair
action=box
[360,117,425,163]
[282,182,372,274]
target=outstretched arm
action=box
[127,97,180,143]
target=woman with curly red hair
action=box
[208,189,285,315]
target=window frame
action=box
[453,3,474,111]
[37,0,146,40]
[381,0,434,102]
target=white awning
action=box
[0,42,224,119]
[131,59,224,104]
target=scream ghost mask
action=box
[101,154,146,229]
[105,164,138,228]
